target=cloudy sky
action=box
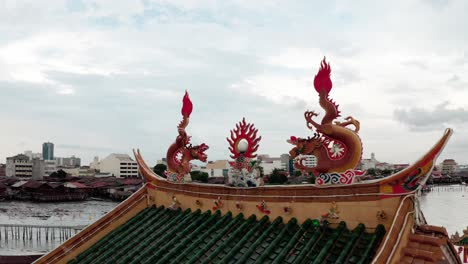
[1,0,467,166]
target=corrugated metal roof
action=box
[11,180,28,188]
[65,182,89,189]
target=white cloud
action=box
[265,48,325,69]
[1,0,468,165]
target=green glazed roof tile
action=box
[69,207,386,264]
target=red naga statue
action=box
[165,91,209,182]
[288,58,362,176]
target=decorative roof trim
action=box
[372,195,414,264]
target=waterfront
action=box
[0,200,119,255]
[0,185,466,256]
[420,184,468,235]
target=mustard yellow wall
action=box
[388,213,414,264]
[147,187,400,230]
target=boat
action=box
[36,58,461,264]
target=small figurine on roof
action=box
[235,201,243,211]
[256,200,271,214]
[169,195,180,210]
[212,196,223,210]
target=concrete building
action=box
[24,151,42,160]
[31,159,45,180]
[258,154,287,175]
[199,160,230,178]
[6,154,33,177]
[156,158,167,166]
[280,154,290,172]
[90,156,100,170]
[44,159,57,177]
[441,159,458,176]
[301,155,317,168]
[56,156,81,168]
[360,152,378,170]
[99,154,139,178]
[375,162,393,170]
[393,164,410,171]
[42,142,54,160]
[0,164,6,177]
[62,166,96,177]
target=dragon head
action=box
[313,57,332,95]
[287,134,322,159]
[189,143,209,162]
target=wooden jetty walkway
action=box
[0,224,87,242]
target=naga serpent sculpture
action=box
[288,58,362,174]
[165,91,209,181]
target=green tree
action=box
[293,170,302,177]
[367,168,376,176]
[268,169,288,184]
[382,169,393,176]
[153,164,167,177]
[57,169,68,178]
[50,169,68,178]
[190,171,209,183]
[309,175,316,184]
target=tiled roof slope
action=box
[400,225,462,264]
[68,206,385,264]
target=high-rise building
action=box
[42,142,54,160]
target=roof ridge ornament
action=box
[227,118,262,187]
[165,91,209,182]
[288,57,364,185]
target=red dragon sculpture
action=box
[288,58,362,177]
[165,91,209,182]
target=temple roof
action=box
[399,225,461,264]
[68,206,385,264]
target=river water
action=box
[420,184,468,235]
[0,200,119,255]
[0,185,466,256]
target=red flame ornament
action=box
[181,90,193,117]
[313,57,332,95]
[227,118,261,159]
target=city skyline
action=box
[1,1,468,165]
